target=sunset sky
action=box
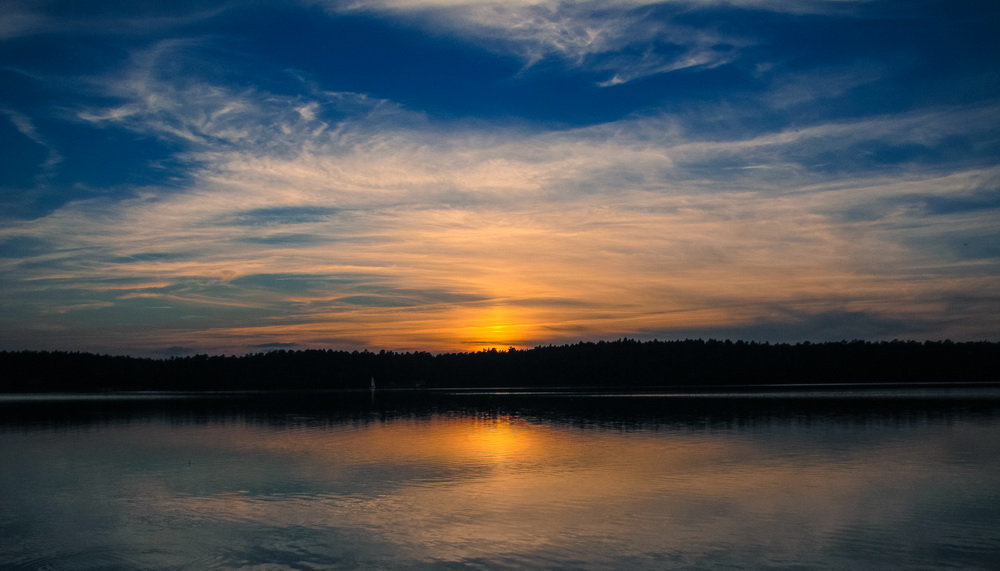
[1,0,998,356]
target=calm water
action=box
[2,389,999,569]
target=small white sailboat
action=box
[370,376,376,390]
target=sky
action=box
[1,0,998,357]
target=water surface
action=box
[1,390,998,569]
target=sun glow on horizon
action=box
[457,305,531,352]
[1,0,998,357]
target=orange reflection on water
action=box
[85,409,1000,569]
[252,413,545,470]
[453,415,533,462]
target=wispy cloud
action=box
[1,0,996,354]
[0,107,63,182]
[317,0,821,85]
[0,0,231,40]
[3,43,997,353]
[316,0,877,87]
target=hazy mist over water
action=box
[2,391,998,569]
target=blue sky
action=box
[1,0,998,356]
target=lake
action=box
[2,387,999,569]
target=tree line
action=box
[1,339,997,392]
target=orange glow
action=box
[188,299,750,355]
[92,187,1000,356]
[364,415,540,465]
[251,414,542,469]
[458,305,527,351]
[116,414,979,564]
[458,416,532,461]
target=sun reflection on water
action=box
[457,415,531,462]
[5,397,999,570]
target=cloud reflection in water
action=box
[1,394,998,568]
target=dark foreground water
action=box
[2,387,999,569]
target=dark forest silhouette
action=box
[2,339,997,392]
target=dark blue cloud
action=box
[239,233,324,245]
[0,117,49,188]
[249,342,299,349]
[109,252,190,264]
[229,273,373,295]
[840,189,1000,223]
[0,236,48,258]
[922,191,1000,217]
[157,346,200,357]
[638,310,938,345]
[337,295,417,308]
[215,207,342,227]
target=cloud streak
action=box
[0,0,997,355]
[5,57,998,352]
[320,0,769,85]
[317,0,878,87]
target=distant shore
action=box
[2,339,997,393]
